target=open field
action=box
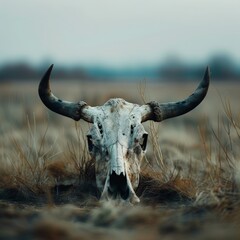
[0,79,240,239]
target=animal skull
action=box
[39,65,210,204]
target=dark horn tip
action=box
[40,64,54,83]
[205,66,210,81]
[39,64,55,97]
[46,64,54,75]
[200,66,210,89]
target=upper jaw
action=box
[100,169,140,204]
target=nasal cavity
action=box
[108,171,129,200]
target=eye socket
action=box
[140,133,148,151]
[87,135,93,152]
[105,149,109,157]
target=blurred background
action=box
[1,3,240,240]
[0,0,240,82]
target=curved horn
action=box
[141,67,210,122]
[38,64,94,123]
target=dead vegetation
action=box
[0,80,240,239]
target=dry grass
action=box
[0,80,240,239]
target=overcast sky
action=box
[0,0,240,67]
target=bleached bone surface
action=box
[87,98,148,203]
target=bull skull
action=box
[39,65,210,204]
